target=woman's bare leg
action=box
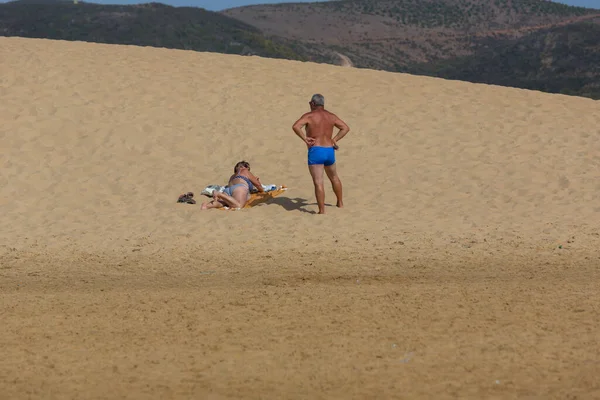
[213,191,242,209]
[201,198,224,210]
[232,190,249,209]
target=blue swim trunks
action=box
[307,146,336,166]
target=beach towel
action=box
[200,183,280,198]
[179,184,287,210]
[222,185,288,210]
[200,185,225,197]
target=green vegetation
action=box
[406,22,600,100]
[0,0,309,61]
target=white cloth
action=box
[261,184,278,192]
[200,185,225,197]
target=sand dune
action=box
[1,37,599,399]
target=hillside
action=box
[0,1,308,61]
[223,0,600,69]
[407,21,600,99]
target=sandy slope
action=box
[1,37,599,399]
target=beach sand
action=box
[1,37,599,399]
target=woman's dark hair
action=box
[234,161,250,173]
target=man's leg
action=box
[325,163,343,208]
[309,164,326,214]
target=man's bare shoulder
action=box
[293,111,312,127]
[325,110,342,120]
[298,111,314,120]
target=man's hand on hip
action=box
[305,137,316,148]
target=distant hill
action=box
[5,0,73,3]
[223,0,600,69]
[406,21,600,99]
[223,0,600,99]
[0,1,308,61]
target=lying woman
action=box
[201,160,264,210]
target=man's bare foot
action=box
[337,201,343,208]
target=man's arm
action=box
[332,114,350,143]
[292,114,315,147]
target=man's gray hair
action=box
[310,94,325,106]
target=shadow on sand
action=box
[267,196,335,214]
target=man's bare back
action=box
[292,94,350,214]
[298,108,348,149]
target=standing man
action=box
[292,94,350,214]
